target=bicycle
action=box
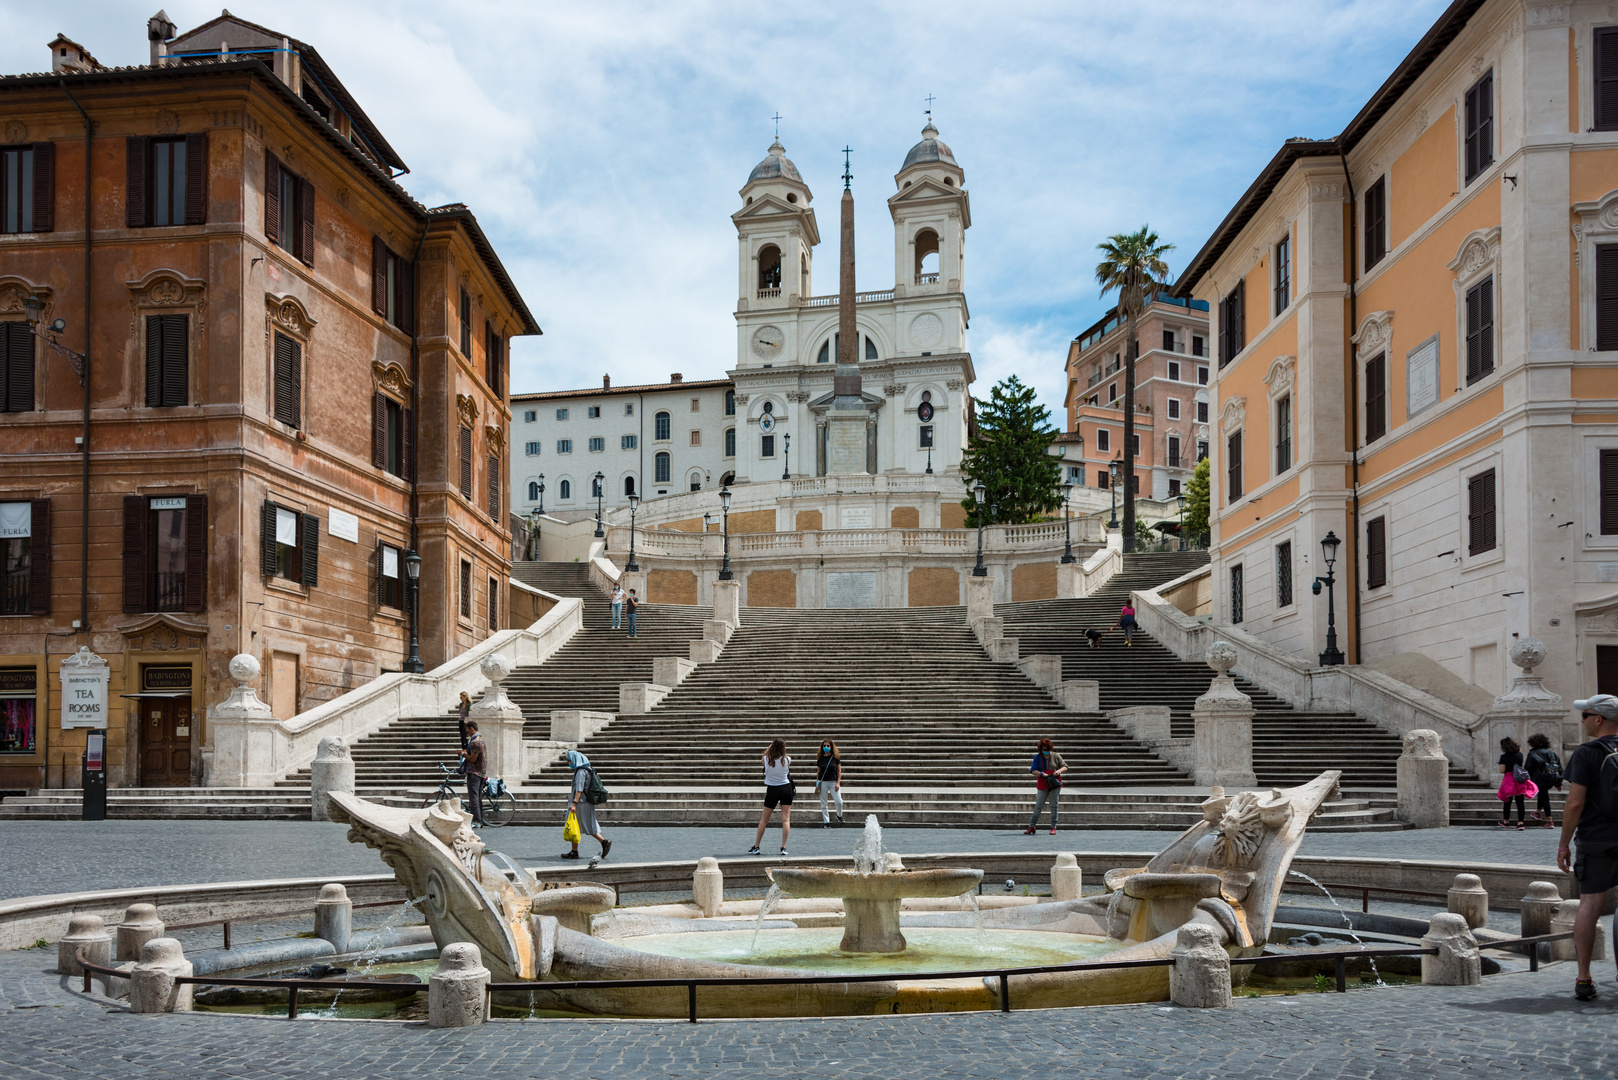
[421,762,515,827]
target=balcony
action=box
[756,287,782,300]
[914,272,939,285]
[153,571,186,613]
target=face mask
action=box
[822,746,830,752]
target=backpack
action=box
[581,765,610,806]
[1592,737,1618,816]
[1527,747,1563,787]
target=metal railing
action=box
[153,571,186,612]
[161,900,415,951]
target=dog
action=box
[1084,629,1106,648]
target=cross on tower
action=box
[925,94,935,120]
[842,145,852,190]
[772,112,781,139]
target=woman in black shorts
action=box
[749,738,793,856]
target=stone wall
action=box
[656,517,707,533]
[890,506,920,528]
[908,567,960,606]
[940,501,968,528]
[795,510,823,530]
[729,509,778,534]
[648,569,699,605]
[1012,561,1057,602]
[747,569,797,607]
[507,581,558,628]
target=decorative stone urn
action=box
[1191,641,1256,789]
[469,654,525,780]
[209,653,281,788]
[1478,637,1569,773]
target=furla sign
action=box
[60,647,109,730]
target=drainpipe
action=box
[407,221,428,668]
[1339,150,1362,665]
[61,81,92,633]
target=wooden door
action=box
[138,697,193,787]
[1600,645,1618,697]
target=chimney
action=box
[147,10,177,65]
[602,374,611,389]
[670,373,683,383]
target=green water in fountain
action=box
[627,927,1125,974]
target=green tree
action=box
[1094,226,1174,551]
[959,375,1061,527]
[1183,456,1211,537]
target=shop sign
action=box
[143,666,193,691]
[60,648,109,730]
[0,667,37,696]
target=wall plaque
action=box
[826,571,878,608]
[143,666,193,691]
[839,506,874,529]
[1406,335,1440,419]
[328,507,360,543]
[60,648,109,730]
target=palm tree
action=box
[1095,227,1174,552]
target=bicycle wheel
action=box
[482,790,515,827]
[421,784,454,809]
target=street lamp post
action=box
[972,481,987,577]
[528,508,542,560]
[702,512,712,534]
[718,486,733,581]
[782,432,791,481]
[593,471,605,538]
[536,474,545,515]
[1176,492,1186,551]
[1060,482,1075,564]
[403,549,424,673]
[625,492,641,572]
[1311,530,1346,667]
[1107,460,1121,530]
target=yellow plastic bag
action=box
[562,810,581,844]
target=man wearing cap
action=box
[1555,693,1618,1000]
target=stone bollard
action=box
[1191,642,1257,789]
[1519,881,1563,940]
[1447,874,1489,929]
[1550,899,1606,962]
[310,735,356,822]
[115,903,166,962]
[128,938,194,1013]
[1168,923,1232,1008]
[429,943,490,1027]
[1395,729,1450,828]
[1420,913,1482,985]
[693,857,724,918]
[314,883,353,953]
[1051,853,1082,902]
[57,913,111,976]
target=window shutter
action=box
[1367,517,1387,588]
[260,500,279,575]
[1468,471,1497,555]
[300,513,320,587]
[371,237,387,314]
[162,314,187,407]
[298,178,315,266]
[264,150,281,244]
[1365,354,1386,442]
[28,498,50,615]
[183,493,207,612]
[460,560,471,618]
[30,142,54,233]
[402,407,416,482]
[488,577,498,631]
[273,333,301,428]
[1601,449,1618,535]
[399,258,414,331]
[1227,432,1243,501]
[371,392,387,468]
[459,426,473,497]
[1598,27,1618,131]
[125,136,149,228]
[488,453,500,517]
[1597,245,1618,352]
[122,495,147,613]
[145,316,163,407]
[1478,280,1494,376]
[1233,279,1245,352]
[2,323,33,412]
[373,539,384,610]
[184,132,208,225]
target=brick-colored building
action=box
[1063,295,1211,501]
[0,14,538,790]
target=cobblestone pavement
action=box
[0,820,1560,900]
[1,945,1616,1079]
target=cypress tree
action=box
[958,375,1062,527]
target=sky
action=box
[3,0,1452,422]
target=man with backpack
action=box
[1555,694,1618,1000]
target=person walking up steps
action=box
[610,583,626,629]
[816,739,844,828]
[749,739,793,855]
[561,749,611,861]
[1113,602,1139,646]
[1526,732,1564,827]
[1025,738,1067,835]
[625,588,639,637]
[1496,737,1537,830]
[1556,694,1618,1001]
[456,691,471,750]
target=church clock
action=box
[751,325,784,360]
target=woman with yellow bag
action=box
[560,749,611,861]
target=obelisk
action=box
[826,149,869,474]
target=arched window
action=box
[816,333,839,364]
[864,336,878,361]
[720,471,735,487]
[623,475,636,497]
[559,479,572,500]
[655,411,671,441]
[527,481,539,501]
[762,400,774,415]
[724,427,736,457]
[654,452,671,484]
[689,471,703,492]
[757,244,782,291]
[725,389,736,416]
[914,229,940,283]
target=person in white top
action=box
[749,739,793,856]
[610,584,626,630]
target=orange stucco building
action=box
[0,14,539,790]
[1177,0,1618,710]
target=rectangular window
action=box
[1468,469,1497,556]
[1364,176,1387,269]
[1192,337,1205,359]
[1096,429,1110,452]
[1367,516,1387,588]
[0,322,34,413]
[1364,353,1387,443]
[1096,472,1108,490]
[1275,393,1292,472]
[761,434,775,458]
[1069,464,1085,484]
[1274,234,1291,315]
[525,441,541,456]
[369,239,411,328]
[919,424,934,449]
[460,560,472,619]
[1196,400,1208,424]
[690,430,701,446]
[1168,436,1181,469]
[556,439,572,454]
[459,288,472,357]
[625,403,634,416]
[1275,541,1293,607]
[691,397,701,412]
[459,426,473,498]
[144,314,188,408]
[1168,360,1180,382]
[370,393,411,480]
[1465,277,1495,383]
[259,500,315,588]
[589,436,605,452]
[1162,330,1175,352]
[655,412,671,441]
[1167,399,1180,420]
[1198,365,1209,385]
[488,454,500,518]
[263,150,312,263]
[1597,27,1618,130]
[621,434,638,450]
[1601,448,1618,534]
[1107,382,1117,402]
[151,138,187,227]
[523,410,536,423]
[1218,280,1245,367]
[654,452,671,483]
[2,143,53,234]
[378,542,402,609]
[556,408,569,420]
[484,324,504,398]
[0,500,49,616]
[125,135,203,230]
[588,405,601,418]
[1227,431,1243,501]
[1230,564,1244,624]
[272,331,301,429]
[149,504,187,612]
[1464,71,1494,184]
[1167,477,1179,496]
[1197,440,1209,462]
[724,428,735,457]
[1131,433,1141,457]
[1596,245,1618,351]
[488,576,499,631]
